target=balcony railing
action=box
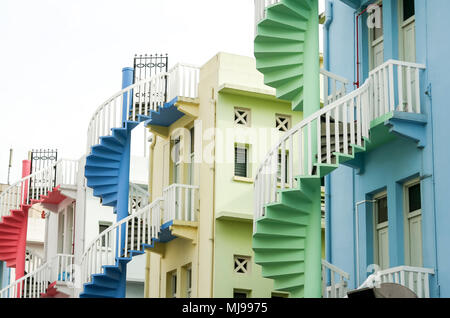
[86,63,200,152]
[321,259,350,298]
[358,266,435,298]
[54,254,75,284]
[162,184,199,224]
[0,263,51,298]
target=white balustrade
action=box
[0,159,79,219]
[25,249,45,276]
[358,266,435,298]
[320,69,349,107]
[0,263,51,298]
[253,60,426,232]
[80,199,163,286]
[129,183,150,215]
[54,254,74,284]
[162,184,199,224]
[86,63,200,152]
[321,259,350,298]
[55,159,79,188]
[254,0,281,35]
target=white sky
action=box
[0,0,324,184]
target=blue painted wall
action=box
[324,0,450,297]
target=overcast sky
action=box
[0,0,324,184]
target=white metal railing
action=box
[254,0,281,35]
[358,266,435,298]
[0,254,75,298]
[129,183,150,215]
[86,63,200,152]
[320,69,349,107]
[55,159,79,188]
[25,249,45,275]
[0,159,80,219]
[54,254,74,284]
[80,199,163,286]
[321,259,350,298]
[0,263,51,298]
[162,184,199,224]
[253,60,426,231]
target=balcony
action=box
[162,184,199,244]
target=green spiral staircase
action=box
[252,0,322,298]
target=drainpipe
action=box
[354,199,376,287]
[324,0,333,72]
[148,134,157,201]
[144,133,156,298]
[323,1,332,263]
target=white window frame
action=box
[234,144,250,179]
[368,0,384,71]
[403,178,423,267]
[398,0,416,63]
[373,190,389,269]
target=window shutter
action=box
[234,147,247,178]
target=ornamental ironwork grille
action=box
[29,149,58,200]
[131,54,169,120]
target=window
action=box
[372,6,383,41]
[189,127,195,156]
[277,152,289,184]
[186,266,192,298]
[234,108,251,126]
[368,1,384,70]
[99,222,112,247]
[173,137,181,183]
[402,0,415,22]
[233,289,250,298]
[234,146,248,178]
[404,181,423,267]
[166,271,177,298]
[374,193,389,270]
[234,255,251,274]
[271,292,289,298]
[276,115,291,132]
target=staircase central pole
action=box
[16,160,32,297]
[302,0,322,298]
[114,67,134,298]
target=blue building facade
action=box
[324,0,450,297]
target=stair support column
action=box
[15,160,32,295]
[112,66,135,298]
[302,0,321,298]
[303,179,322,298]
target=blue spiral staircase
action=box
[80,66,186,297]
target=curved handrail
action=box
[253,59,427,227]
[80,198,163,286]
[0,262,51,298]
[85,63,200,152]
[0,159,79,218]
